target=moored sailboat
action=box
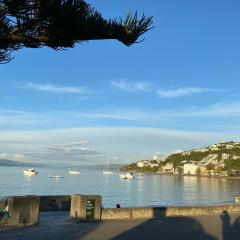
[102,158,114,175]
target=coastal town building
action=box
[209,147,219,151]
[183,163,198,175]
[163,163,174,173]
[136,161,146,168]
[222,153,230,160]
[181,151,191,156]
[233,155,240,160]
[123,141,240,178]
[193,148,208,153]
[226,145,233,150]
[137,160,161,168]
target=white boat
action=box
[120,172,134,180]
[102,158,114,175]
[48,175,64,178]
[23,168,38,176]
[102,170,114,175]
[69,169,80,175]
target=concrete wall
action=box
[70,194,102,221]
[40,195,71,212]
[1,194,240,226]
[0,196,40,228]
[101,208,132,220]
[101,204,240,220]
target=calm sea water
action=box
[0,166,239,208]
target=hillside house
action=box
[163,163,174,173]
[183,163,198,175]
[222,153,230,160]
[226,144,234,150]
[137,161,147,168]
[193,148,208,153]
[233,155,240,160]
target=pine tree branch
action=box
[0,0,153,63]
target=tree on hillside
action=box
[206,163,215,171]
[0,0,153,63]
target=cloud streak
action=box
[157,87,212,98]
[111,80,220,99]
[48,140,92,152]
[111,79,151,92]
[25,82,87,94]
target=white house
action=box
[193,148,208,153]
[183,163,198,175]
[150,163,159,168]
[181,151,191,156]
[222,153,230,160]
[137,161,145,168]
[163,163,174,173]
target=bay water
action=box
[0,166,239,208]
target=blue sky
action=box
[1,0,240,165]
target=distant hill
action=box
[82,163,123,170]
[165,141,240,170]
[0,159,30,167]
[121,141,240,174]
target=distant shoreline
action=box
[121,170,240,180]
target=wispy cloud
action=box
[170,101,240,117]
[157,87,212,98]
[111,79,151,92]
[69,99,240,120]
[0,109,50,125]
[24,82,87,94]
[111,80,220,99]
[48,140,92,152]
[76,112,141,120]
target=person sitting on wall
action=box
[116,204,121,208]
[0,199,10,225]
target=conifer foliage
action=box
[0,0,153,63]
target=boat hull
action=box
[103,171,114,175]
[69,171,80,175]
[23,170,38,176]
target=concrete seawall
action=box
[1,194,240,229]
[0,196,39,227]
[101,204,240,220]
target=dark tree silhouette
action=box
[0,0,153,63]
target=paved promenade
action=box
[0,211,240,240]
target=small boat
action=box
[23,168,38,176]
[102,170,114,175]
[69,169,80,175]
[48,175,64,178]
[102,158,114,175]
[120,172,134,180]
